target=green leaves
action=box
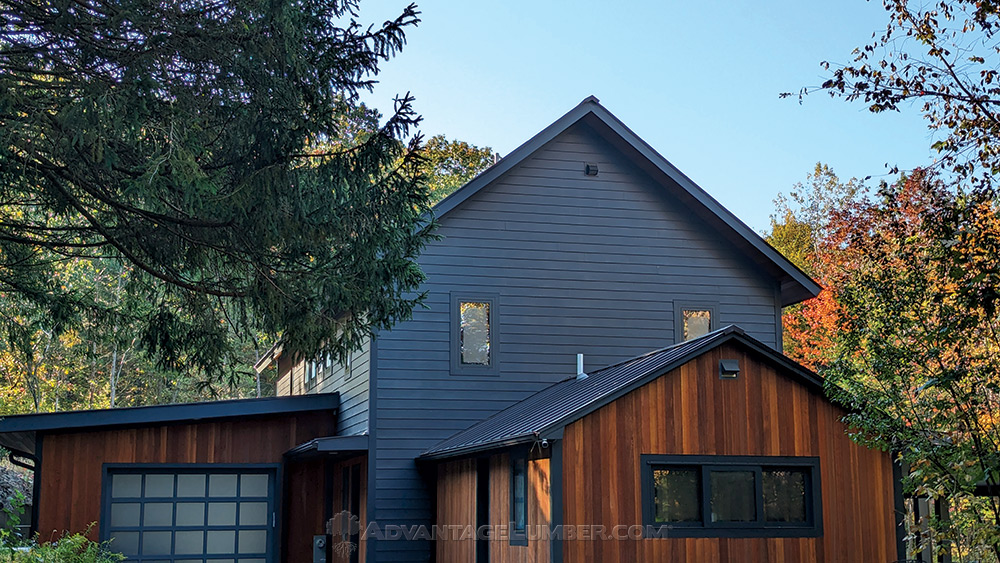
[813,170,1000,560]
[420,135,496,204]
[0,0,432,379]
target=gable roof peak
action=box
[431,98,821,307]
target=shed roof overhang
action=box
[0,393,340,458]
[284,434,369,461]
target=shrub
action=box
[0,529,123,563]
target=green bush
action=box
[0,530,123,563]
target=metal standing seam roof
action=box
[420,326,824,461]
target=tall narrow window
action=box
[461,301,491,365]
[476,459,490,563]
[305,360,318,391]
[452,295,499,375]
[510,456,527,545]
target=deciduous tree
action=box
[797,0,1000,191]
[421,135,496,203]
[766,164,862,370]
[814,170,1000,561]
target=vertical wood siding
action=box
[435,459,476,563]
[329,455,368,563]
[36,411,336,563]
[376,122,783,560]
[488,453,551,563]
[560,342,897,563]
[284,457,329,563]
[435,454,551,563]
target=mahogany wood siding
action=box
[330,455,368,563]
[376,120,784,561]
[489,453,551,563]
[435,459,476,563]
[435,454,551,563]
[284,457,329,563]
[36,411,335,563]
[560,342,897,563]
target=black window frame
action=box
[673,302,718,343]
[450,293,500,376]
[640,455,822,538]
[509,453,528,546]
[99,463,280,563]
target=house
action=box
[0,97,905,563]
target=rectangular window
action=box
[304,360,318,391]
[510,455,528,546]
[652,467,701,523]
[461,302,491,365]
[476,459,490,563]
[642,455,821,538]
[674,303,718,343]
[683,310,712,340]
[451,294,499,375]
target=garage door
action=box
[102,467,276,563]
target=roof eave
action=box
[419,434,537,462]
[253,342,283,373]
[576,108,822,306]
[0,392,340,435]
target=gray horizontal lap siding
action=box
[277,339,371,436]
[316,339,370,435]
[372,123,780,561]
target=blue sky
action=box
[360,1,938,232]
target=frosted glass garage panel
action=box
[103,469,274,563]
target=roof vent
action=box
[720,359,740,379]
[576,353,588,380]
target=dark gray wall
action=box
[275,340,370,436]
[370,122,782,561]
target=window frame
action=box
[99,463,280,563]
[673,302,719,343]
[304,359,318,391]
[640,454,822,538]
[450,293,500,376]
[509,452,528,546]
